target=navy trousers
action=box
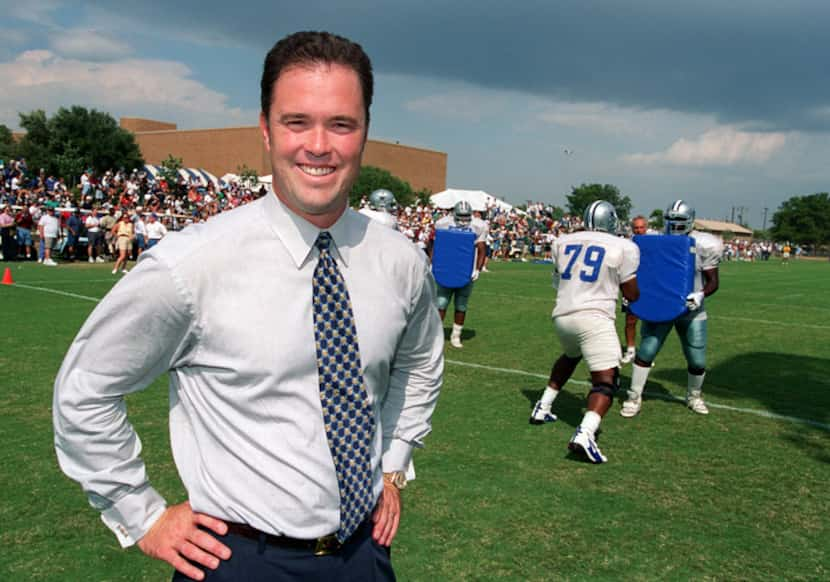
[171,522,395,582]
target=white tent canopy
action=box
[430,189,521,213]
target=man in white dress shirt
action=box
[54,31,443,581]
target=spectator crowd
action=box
[0,158,804,266]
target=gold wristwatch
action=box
[383,471,407,490]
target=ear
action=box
[259,112,271,151]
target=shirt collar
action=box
[262,189,360,269]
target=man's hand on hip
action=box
[137,501,231,581]
[372,481,402,547]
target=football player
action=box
[431,200,488,348]
[359,188,398,229]
[621,199,723,418]
[530,200,640,464]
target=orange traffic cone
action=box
[2,267,13,285]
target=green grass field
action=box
[1,258,828,581]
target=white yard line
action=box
[8,283,103,303]
[445,359,830,431]
[16,278,118,284]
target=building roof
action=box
[695,219,753,235]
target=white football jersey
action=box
[434,215,488,243]
[552,230,639,320]
[359,207,398,230]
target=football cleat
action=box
[449,335,463,349]
[529,401,558,425]
[686,396,709,415]
[568,427,607,463]
[620,397,641,418]
[620,347,636,365]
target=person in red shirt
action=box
[15,207,35,259]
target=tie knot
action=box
[316,231,332,252]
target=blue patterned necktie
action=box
[312,231,376,542]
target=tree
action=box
[16,106,143,180]
[160,154,183,194]
[649,208,664,230]
[0,124,17,163]
[769,192,830,246]
[349,165,416,208]
[237,164,259,188]
[566,183,632,222]
[16,110,50,173]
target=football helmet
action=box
[583,200,618,234]
[368,189,397,212]
[453,200,473,226]
[665,199,695,235]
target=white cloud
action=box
[623,127,789,166]
[0,50,257,130]
[51,30,133,61]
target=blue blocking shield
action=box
[432,228,476,289]
[630,235,696,323]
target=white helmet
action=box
[583,200,618,234]
[665,199,695,235]
[369,189,397,212]
[453,200,472,226]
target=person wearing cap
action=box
[145,213,167,248]
[54,31,443,581]
[99,208,116,258]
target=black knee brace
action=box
[590,382,618,402]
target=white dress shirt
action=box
[53,191,444,547]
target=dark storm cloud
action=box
[91,0,830,131]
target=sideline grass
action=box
[1,258,828,580]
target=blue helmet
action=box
[665,199,695,235]
[583,200,618,234]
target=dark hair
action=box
[260,31,373,124]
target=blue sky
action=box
[1,0,829,227]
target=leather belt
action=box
[225,523,349,556]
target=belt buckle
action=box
[313,534,341,556]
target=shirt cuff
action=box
[381,438,413,474]
[100,486,167,548]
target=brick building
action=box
[121,118,447,193]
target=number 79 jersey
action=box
[551,230,640,320]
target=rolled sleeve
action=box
[381,262,444,472]
[53,253,198,546]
